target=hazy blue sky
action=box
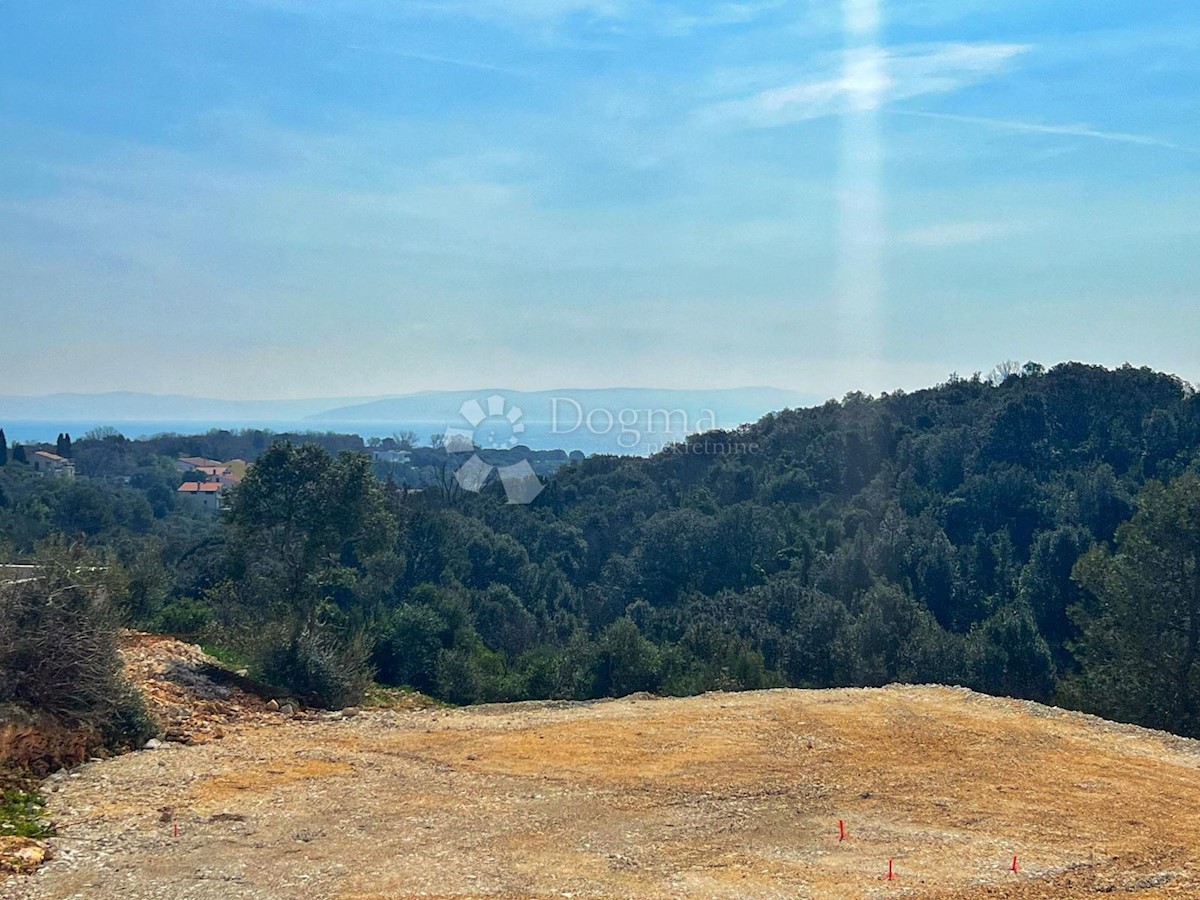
[1,0,1196,399]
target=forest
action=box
[2,362,1199,745]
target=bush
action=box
[434,646,482,705]
[0,787,55,839]
[153,598,215,636]
[591,618,662,698]
[433,640,522,705]
[261,625,373,709]
[100,683,157,750]
[0,550,155,750]
[373,604,447,692]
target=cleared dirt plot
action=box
[5,683,1200,899]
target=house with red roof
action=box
[177,480,224,512]
[177,456,226,474]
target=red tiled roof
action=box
[178,482,222,493]
[33,451,69,462]
[179,456,223,468]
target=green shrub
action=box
[100,683,158,750]
[0,787,55,839]
[261,625,373,709]
[0,547,155,750]
[373,604,447,692]
[153,598,215,636]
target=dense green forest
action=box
[3,362,1200,741]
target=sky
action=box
[1,0,1197,400]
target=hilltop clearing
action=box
[3,639,1199,898]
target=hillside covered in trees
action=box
[3,362,1199,742]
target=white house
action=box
[29,450,75,479]
[177,481,224,512]
[373,450,412,465]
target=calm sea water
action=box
[0,419,694,457]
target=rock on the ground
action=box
[0,838,49,875]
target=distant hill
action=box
[0,391,399,422]
[307,387,818,429]
[0,388,816,434]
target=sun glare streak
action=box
[837,0,886,391]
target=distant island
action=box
[0,387,818,455]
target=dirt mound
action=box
[118,633,283,744]
[4,683,1199,898]
[1,632,276,777]
[0,707,95,777]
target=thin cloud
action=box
[896,110,1191,152]
[899,221,1014,248]
[844,0,881,36]
[662,1,786,36]
[345,44,524,76]
[246,0,791,44]
[462,0,625,20]
[699,42,1030,129]
[245,0,624,21]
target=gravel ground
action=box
[4,681,1200,899]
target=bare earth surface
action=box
[4,641,1200,898]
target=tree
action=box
[988,359,1022,386]
[592,618,661,697]
[1018,525,1092,664]
[54,482,118,536]
[56,432,72,458]
[968,603,1056,701]
[224,441,400,706]
[374,602,449,691]
[1070,473,1200,736]
[83,426,123,441]
[0,428,7,466]
[226,441,398,623]
[12,443,27,464]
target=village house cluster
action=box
[175,456,247,512]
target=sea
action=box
[0,419,698,458]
